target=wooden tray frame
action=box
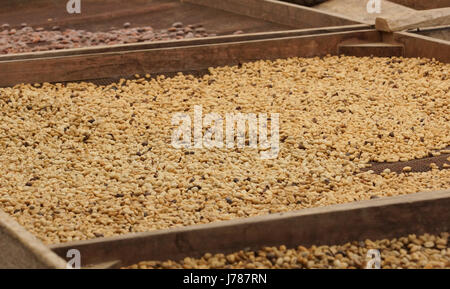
[0,0,449,269]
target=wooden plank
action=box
[0,29,380,87]
[338,42,404,57]
[0,210,66,269]
[50,190,450,268]
[184,0,360,27]
[0,24,371,61]
[412,26,450,42]
[315,0,415,25]
[391,31,450,63]
[388,0,450,10]
[376,8,450,32]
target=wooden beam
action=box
[338,42,404,57]
[388,0,450,10]
[376,8,450,32]
[0,211,66,269]
[183,0,359,28]
[411,26,450,42]
[315,0,415,25]
[0,30,380,87]
[391,31,450,63]
[50,190,450,268]
[0,24,371,61]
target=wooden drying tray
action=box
[0,0,449,270]
[0,27,449,87]
[1,190,449,268]
[0,24,370,61]
[0,0,358,35]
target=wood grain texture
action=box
[376,8,450,32]
[50,190,450,268]
[391,31,450,63]
[315,0,415,25]
[0,24,370,61]
[0,30,380,87]
[184,0,359,27]
[413,26,450,42]
[388,0,450,10]
[338,42,404,57]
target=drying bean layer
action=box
[126,232,449,269]
[0,22,214,54]
[0,56,449,244]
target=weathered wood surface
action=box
[0,210,66,269]
[392,31,450,63]
[0,0,286,32]
[1,29,448,87]
[376,8,450,32]
[413,26,450,42]
[0,30,380,87]
[184,0,359,27]
[388,0,450,10]
[338,42,404,57]
[315,0,415,25]
[50,190,450,268]
[0,24,370,61]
